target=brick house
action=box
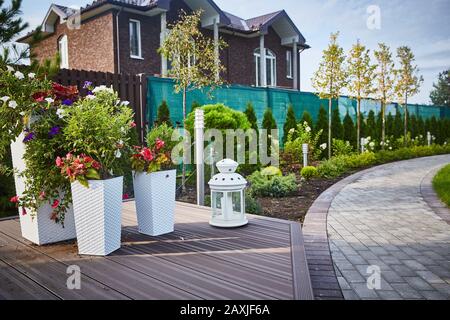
[19,0,310,90]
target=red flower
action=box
[51,200,60,209]
[66,167,74,178]
[130,122,137,128]
[141,148,154,162]
[39,192,46,200]
[32,91,50,102]
[123,194,130,200]
[10,196,19,203]
[155,138,165,151]
[52,83,79,101]
[56,156,63,168]
[92,161,101,170]
[22,207,27,216]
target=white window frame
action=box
[254,48,277,87]
[58,35,69,69]
[286,50,293,79]
[129,19,143,59]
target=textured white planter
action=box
[71,176,123,256]
[133,170,176,236]
[10,134,76,245]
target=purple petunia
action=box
[62,99,73,106]
[48,126,61,137]
[83,81,93,89]
[23,132,35,143]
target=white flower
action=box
[289,128,295,134]
[115,149,122,159]
[6,65,14,72]
[389,147,393,150]
[120,127,126,134]
[56,108,65,119]
[366,136,371,141]
[19,111,25,116]
[14,71,24,80]
[45,97,54,104]
[369,142,375,148]
[92,85,114,94]
[86,95,96,100]
[305,126,311,133]
[1,96,10,103]
[28,73,36,79]
[118,139,124,145]
[121,101,130,106]
[320,143,327,150]
[380,141,384,146]
[8,100,17,109]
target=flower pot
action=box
[133,170,176,236]
[10,134,76,245]
[71,176,123,256]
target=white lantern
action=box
[208,159,248,228]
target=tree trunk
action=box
[404,94,408,147]
[181,87,187,193]
[357,97,361,153]
[381,102,386,150]
[328,98,332,159]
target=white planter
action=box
[10,134,76,245]
[71,176,123,256]
[133,170,176,236]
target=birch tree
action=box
[373,43,395,149]
[159,9,226,192]
[346,40,375,152]
[312,32,347,159]
[395,46,423,146]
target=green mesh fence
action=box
[147,77,449,142]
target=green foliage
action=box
[261,166,282,178]
[244,102,258,130]
[430,70,450,107]
[301,166,318,180]
[0,150,15,217]
[156,100,172,127]
[283,105,297,144]
[301,111,314,131]
[433,164,450,207]
[191,101,201,112]
[386,113,394,137]
[343,112,356,147]
[185,103,251,133]
[262,108,277,130]
[316,106,329,145]
[244,191,263,215]
[63,88,134,179]
[284,121,323,164]
[393,111,404,139]
[332,139,354,157]
[331,107,343,140]
[248,171,297,198]
[365,110,377,140]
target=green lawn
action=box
[433,164,450,207]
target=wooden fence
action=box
[54,69,147,143]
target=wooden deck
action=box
[0,202,313,300]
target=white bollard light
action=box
[302,143,309,167]
[361,138,366,153]
[427,131,431,146]
[195,109,205,206]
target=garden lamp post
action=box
[427,131,432,146]
[302,143,309,167]
[208,159,248,228]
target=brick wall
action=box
[32,12,115,73]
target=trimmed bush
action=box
[244,102,259,130]
[248,171,297,198]
[156,100,172,127]
[261,166,282,178]
[301,166,318,180]
[433,164,450,207]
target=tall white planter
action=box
[10,134,76,245]
[71,176,123,256]
[133,170,176,236]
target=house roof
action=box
[18,0,308,48]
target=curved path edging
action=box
[302,155,450,300]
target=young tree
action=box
[156,100,172,127]
[311,32,347,158]
[395,46,423,146]
[159,10,226,192]
[301,111,314,131]
[283,104,296,144]
[430,70,450,107]
[343,112,356,146]
[244,102,258,130]
[346,40,375,152]
[374,43,396,149]
[331,107,343,140]
[316,106,329,146]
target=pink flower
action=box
[22,207,27,216]
[141,148,154,162]
[155,138,165,151]
[39,192,46,200]
[10,196,19,203]
[130,122,137,128]
[56,156,63,168]
[51,200,60,209]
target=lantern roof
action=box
[209,159,247,189]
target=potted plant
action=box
[131,123,179,236]
[59,85,134,256]
[1,63,78,245]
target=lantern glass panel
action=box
[211,191,224,218]
[231,192,242,214]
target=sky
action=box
[16,0,450,104]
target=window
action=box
[286,50,293,78]
[58,35,69,69]
[254,48,277,87]
[129,19,142,59]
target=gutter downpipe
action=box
[115,7,123,74]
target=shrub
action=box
[156,100,172,127]
[301,166,318,180]
[248,171,297,198]
[283,105,297,144]
[332,139,354,156]
[244,102,258,130]
[317,156,349,178]
[284,121,323,164]
[433,164,450,207]
[261,166,282,178]
[331,107,343,140]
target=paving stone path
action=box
[328,155,450,300]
